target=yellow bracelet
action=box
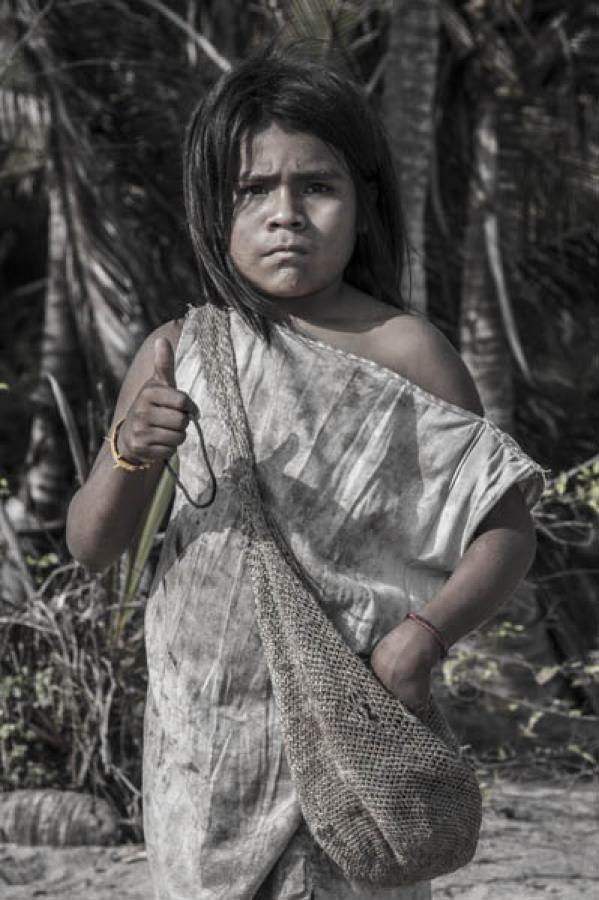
[106,417,152,472]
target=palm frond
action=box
[133,0,231,71]
[0,86,48,147]
[7,0,265,405]
[273,0,389,81]
[0,500,36,598]
[45,372,87,485]
[115,456,178,638]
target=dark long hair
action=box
[183,48,408,338]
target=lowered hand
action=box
[369,617,441,714]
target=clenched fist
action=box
[370,617,440,714]
[116,337,196,465]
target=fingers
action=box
[147,385,196,416]
[119,417,188,464]
[129,404,191,441]
[143,427,188,449]
[123,442,180,463]
[153,337,176,388]
[142,401,190,431]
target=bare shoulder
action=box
[159,318,184,344]
[144,318,184,357]
[377,313,484,417]
[122,318,184,383]
[144,318,184,349]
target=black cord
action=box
[164,414,217,509]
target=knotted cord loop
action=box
[165,414,217,509]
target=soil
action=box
[0,778,597,899]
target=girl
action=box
[66,50,545,900]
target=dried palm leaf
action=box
[44,372,87,486]
[8,0,245,401]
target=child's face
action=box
[229,122,358,304]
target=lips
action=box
[264,244,308,256]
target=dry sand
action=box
[0,779,597,899]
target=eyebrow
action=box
[237,167,344,182]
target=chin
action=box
[260,282,318,300]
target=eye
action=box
[304,182,332,194]
[238,183,267,197]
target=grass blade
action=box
[0,500,36,598]
[45,372,88,485]
[112,455,177,639]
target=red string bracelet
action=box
[405,612,449,660]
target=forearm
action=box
[66,441,162,571]
[418,517,536,647]
[66,321,188,572]
[371,486,537,708]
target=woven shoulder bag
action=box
[197,303,482,886]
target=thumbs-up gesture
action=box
[116,337,196,466]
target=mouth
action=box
[264,245,308,256]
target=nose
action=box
[266,186,306,231]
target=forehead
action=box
[238,122,348,176]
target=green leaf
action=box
[441,656,461,687]
[520,710,544,738]
[567,744,597,766]
[534,665,560,685]
[113,455,177,639]
[26,552,59,569]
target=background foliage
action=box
[1,0,598,837]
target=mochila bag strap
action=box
[196,302,482,886]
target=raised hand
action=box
[116,337,196,466]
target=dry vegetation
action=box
[0,0,598,847]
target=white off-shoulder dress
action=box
[143,306,545,900]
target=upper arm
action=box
[382,315,538,562]
[385,315,484,417]
[475,483,536,541]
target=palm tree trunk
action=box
[24,180,81,519]
[383,0,440,314]
[459,101,514,433]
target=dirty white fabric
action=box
[143,306,546,900]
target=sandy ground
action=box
[0,778,597,899]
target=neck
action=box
[273,279,354,327]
